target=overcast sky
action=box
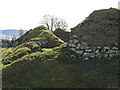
[0,0,119,30]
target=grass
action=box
[2,41,40,65]
[2,48,60,68]
[2,47,118,88]
[1,24,118,88]
[15,25,64,48]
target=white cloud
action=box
[0,0,119,30]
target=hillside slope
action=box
[1,25,65,66]
[2,46,119,88]
[53,28,70,42]
[15,25,64,48]
[71,8,120,47]
[2,41,42,65]
[1,9,119,88]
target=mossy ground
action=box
[15,26,64,48]
[2,41,40,65]
[2,47,118,88]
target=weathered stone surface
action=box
[76,50,84,54]
[69,8,120,60]
[71,8,120,47]
[70,55,76,59]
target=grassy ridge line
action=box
[31,30,64,43]
[2,41,40,65]
[15,26,64,47]
[2,48,60,69]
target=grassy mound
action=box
[2,41,42,65]
[2,25,65,65]
[15,25,64,48]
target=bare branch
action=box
[40,14,68,31]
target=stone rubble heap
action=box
[69,8,120,60]
[69,34,119,60]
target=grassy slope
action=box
[15,25,64,47]
[1,25,118,88]
[2,47,118,88]
[2,41,39,65]
[2,25,65,65]
[53,28,70,42]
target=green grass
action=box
[2,48,60,68]
[15,25,64,48]
[2,58,118,88]
[2,47,31,64]
[2,48,13,58]
[1,25,118,88]
[2,47,118,88]
[2,41,41,65]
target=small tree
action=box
[40,14,68,31]
[54,18,68,30]
[41,14,50,30]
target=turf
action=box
[2,47,118,88]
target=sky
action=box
[0,0,119,30]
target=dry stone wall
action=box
[69,34,119,59]
[69,8,120,60]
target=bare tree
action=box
[41,14,50,30]
[55,18,68,30]
[50,15,55,31]
[54,17,59,30]
[19,29,23,36]
[40,14,68,31]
